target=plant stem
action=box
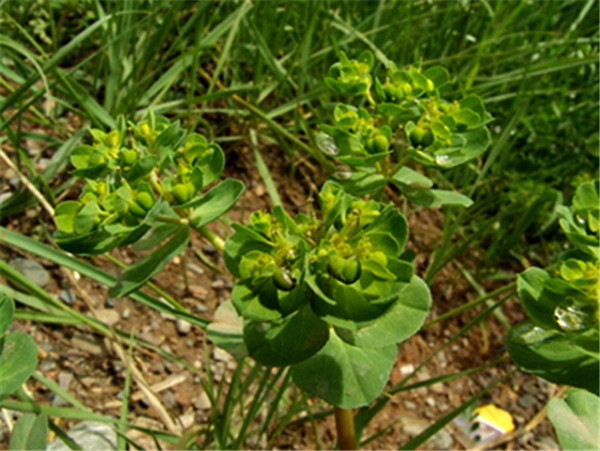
[198,225,225,253]
[334,407,357,450]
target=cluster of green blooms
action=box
[223,181,431,407]
[507,180,599,395]
[53,115,242,258]
[318,50,492,207]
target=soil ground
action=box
[0,130,560,450]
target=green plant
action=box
[507,181,599,450]
[215,180,430,448]
[317,50,492,208]
[507,180,599,393]
[0,296,38,401]
[52,114,244,297]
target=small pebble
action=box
[96,308,120,326]
[211,279,225,289]
[428,429,453,450]
[203,244,218,255]
[214,348,233,363]
[121,308,131,319]
[192,392,210,410]
[105,297,115,308]
[425,397,436,407]
[194,303,208,314]
[186,263,204,275]
[9,258,50,287]
[59,289,75,306]
[189,285,208,299]
[517,394,536,410]
[403,400,417,410]
[39,359,57,371]
[163,391,176,408]
[176,319,192,334]
[400,364,415,376]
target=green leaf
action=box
[109,226,189,298]
[331,171,387,196]
[423,66,450,89]
[206,300,248,361]
[506,321,599,394]
[403,187,473,208]
[124,155,159,184]
[572,180,599,213]
[291,330,397,408]
[244,304,329,366]
[196,144,226,187]
[451,108,480,127]
[230,283,282,322]
[69,145,95,169]
[224,225,274,278]
[54,201,81,234]
[0,332,38,400]
[73,201,101,235]
[548,388,599,451]
[54,229,121,256]
[391,167,433,189]
[517,267,559,331]
[0,296,14,338]
[335,276,431,348]
[189,178,244,228]
[8,413,48,451]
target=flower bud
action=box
[273,268,295,291]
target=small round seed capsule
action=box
[171,183,191,204]
[273,268,295,291]
[135,192,154,210]
[373,134,389,153]
[342,259,361,284]
[410,126,434,148]
[327,255,346,281]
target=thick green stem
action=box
[334,407,357,450]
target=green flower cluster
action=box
[53,115,239,255]
[224,182,428,364]
[321,50,492,170]
[318,51,492,209]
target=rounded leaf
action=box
[0,332,38,400]
[291,331,397,408]
[244,304,329,366]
